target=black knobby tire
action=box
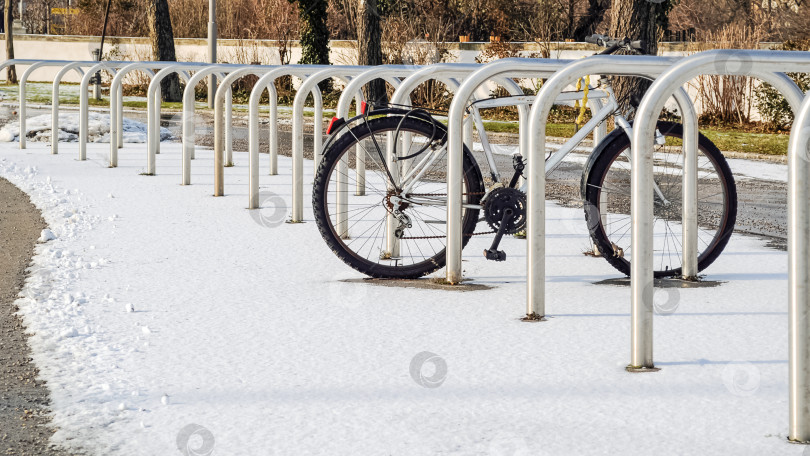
[313,115,484,279]
[583,121,737,277]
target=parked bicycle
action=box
[313,35,737,279]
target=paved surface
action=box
[0,177,74,455]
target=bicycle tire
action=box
[313,115,485,279]
[582,121,737,277]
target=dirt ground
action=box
[0,177,73,455]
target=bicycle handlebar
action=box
[586,34,645,52]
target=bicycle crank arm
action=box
[484,209,512,262]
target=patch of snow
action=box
[39,228,56,242]
[0,112,172,144]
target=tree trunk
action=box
[146,0,182,102]
[292,0,331,91]
[608,0,674,116]
[5,0,15,84]
[357,0,386,105]
[573,0,609,41]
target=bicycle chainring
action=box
[483,187,527,235]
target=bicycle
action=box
[312,35,737,279]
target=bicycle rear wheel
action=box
[312,115,485,279]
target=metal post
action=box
[207,0,217,109]
[789,91,810,443]
[19,61,52,150]
[91,49,101,100]
[681,101,700,280]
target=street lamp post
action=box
[207,0,216,108]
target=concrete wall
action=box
[0,34,743,83]
[0,34,783,120]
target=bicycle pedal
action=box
[484,249,507,262]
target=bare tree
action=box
[573,0,609,40]
[5,0,15,84]
[146,0,181,101]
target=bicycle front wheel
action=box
[583,121,737,277]
[313,115,485,279]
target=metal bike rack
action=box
[331,65,420,213]
[51,60,129,155]
[9,60,86,150]
[288,66,394,222]
[180,64,241,185]
[144,63,227,175]
[78,61,125,161]
[789,91,810,444]
[247,65,330,209]
[444,58,574,285]
[527,56,703,335]
[212,65,279,196]
[631,49,808,438]
[108,62,171,166]
[0,59,67,145]
[388,63,483,151]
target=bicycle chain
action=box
[397,191,497,239]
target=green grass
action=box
[4,86,791,155]
[699,129,788,156]
[480,118,789,156]
[481,120,577,138]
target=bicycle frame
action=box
[398,79,672,211]
[399,82,617,202]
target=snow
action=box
[0,139,799,455]
[0,112,173,144]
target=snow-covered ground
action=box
[0,137,800,455]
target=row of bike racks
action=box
[5,51,810,442]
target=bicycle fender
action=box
[322,108,427,152]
